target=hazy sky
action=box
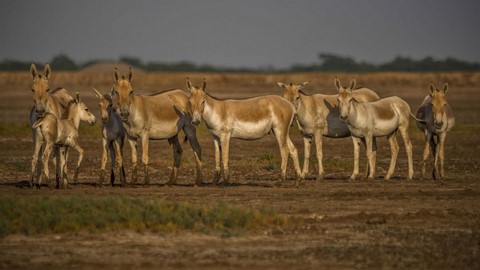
[1,0,479,69]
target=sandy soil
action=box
[0,71,479,269]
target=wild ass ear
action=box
[186,78,193,91]
[202,78,207,91]
[30,63,38,80]
[298,81,310,90]
[349,79,356,90]
[128,67,133,82]
[442,82,448,94]
[44,64,51,80]
[114,67,120,82]
[92,87,102,99]
[429,82,436,95]
[75,91,81,103]
[277,82,287,89]
[334,78,342,91]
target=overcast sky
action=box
[1,0,479,69]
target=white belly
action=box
[231,119,272,140]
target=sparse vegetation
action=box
[0,195,289,237]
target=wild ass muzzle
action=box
[93,87,127,187]
[187,78,302,187]
[336,78,416,180]
[278,81,380,180]
[112,67,203,186]
[29,63,74,187]
[416,82,455,180]
[32,92,96,188]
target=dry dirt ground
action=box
[0,71,479,269]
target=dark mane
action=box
[147,88,182,96]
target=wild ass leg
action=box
[31,132,43,188]
[385,132,399,180]
[314,131,325,180]
[166,135,183,186]
[301,135,312,179]
[72,144,84,187]
[220,133,231,184]
[350,136,362,181]
[286,135,302,187]
[399,126,414,180]
[273,129,289,185]
[59,147,68,189]
[140,133,149,185]
[128,136,138,185]
[109,142,117,187]
[114,138,126,187]
[213,136,222,184]
[365,133,375,180]
[184,125,204,186]
[420,131,432,179]
[41,141,54,189]
[438,132,447,178]
[98,137,108,187]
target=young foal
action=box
[29,63,74,187]
[112,68,203,186]
[336,79,415,180]
[32,93,96,188]
[416,82,455,180]
[93,87,126,187]
[278,81,380,180]
[187,79,302,186]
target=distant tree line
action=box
[1,53,479,72]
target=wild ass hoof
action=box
[165,178,176,186]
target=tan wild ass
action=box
[112,68,203,186]
[278,81,380,180]
[336,79,415,180]
[29,63,74,187]
[187,79,302,186]
[93,87,127,187]
[32,92,96,188]
[416,82,455,180]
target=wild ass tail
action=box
[409,112,426,123]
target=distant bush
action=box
[1,52,479,72]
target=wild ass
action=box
[336,78,416,180]
[112,68,203,186]
[278,81,380,180]
[32,92,96,188]
[416,82,455,180]
[29,63,74,187]
[187,79,302,186]
[93,87,127,187]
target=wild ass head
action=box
[112,67,134,121]
[186,78,207,127]
[67,92,96,126]
[429,82,448,130]
[335,78,357,122]
[277,81,310,109]
[93,87,114,123]
[30,63,51,117]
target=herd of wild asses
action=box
[28,63,455,189]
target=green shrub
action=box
[0,195,288,237]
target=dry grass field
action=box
[0,68,479,269]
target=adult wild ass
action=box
[416,82,455,180]
[93,87,127,187]
[187,79,302,186]
[336,78,417,180]
[29,63,74,187]
[278,81,380,180]
[32,92,96,188]
[112,68,203,186]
